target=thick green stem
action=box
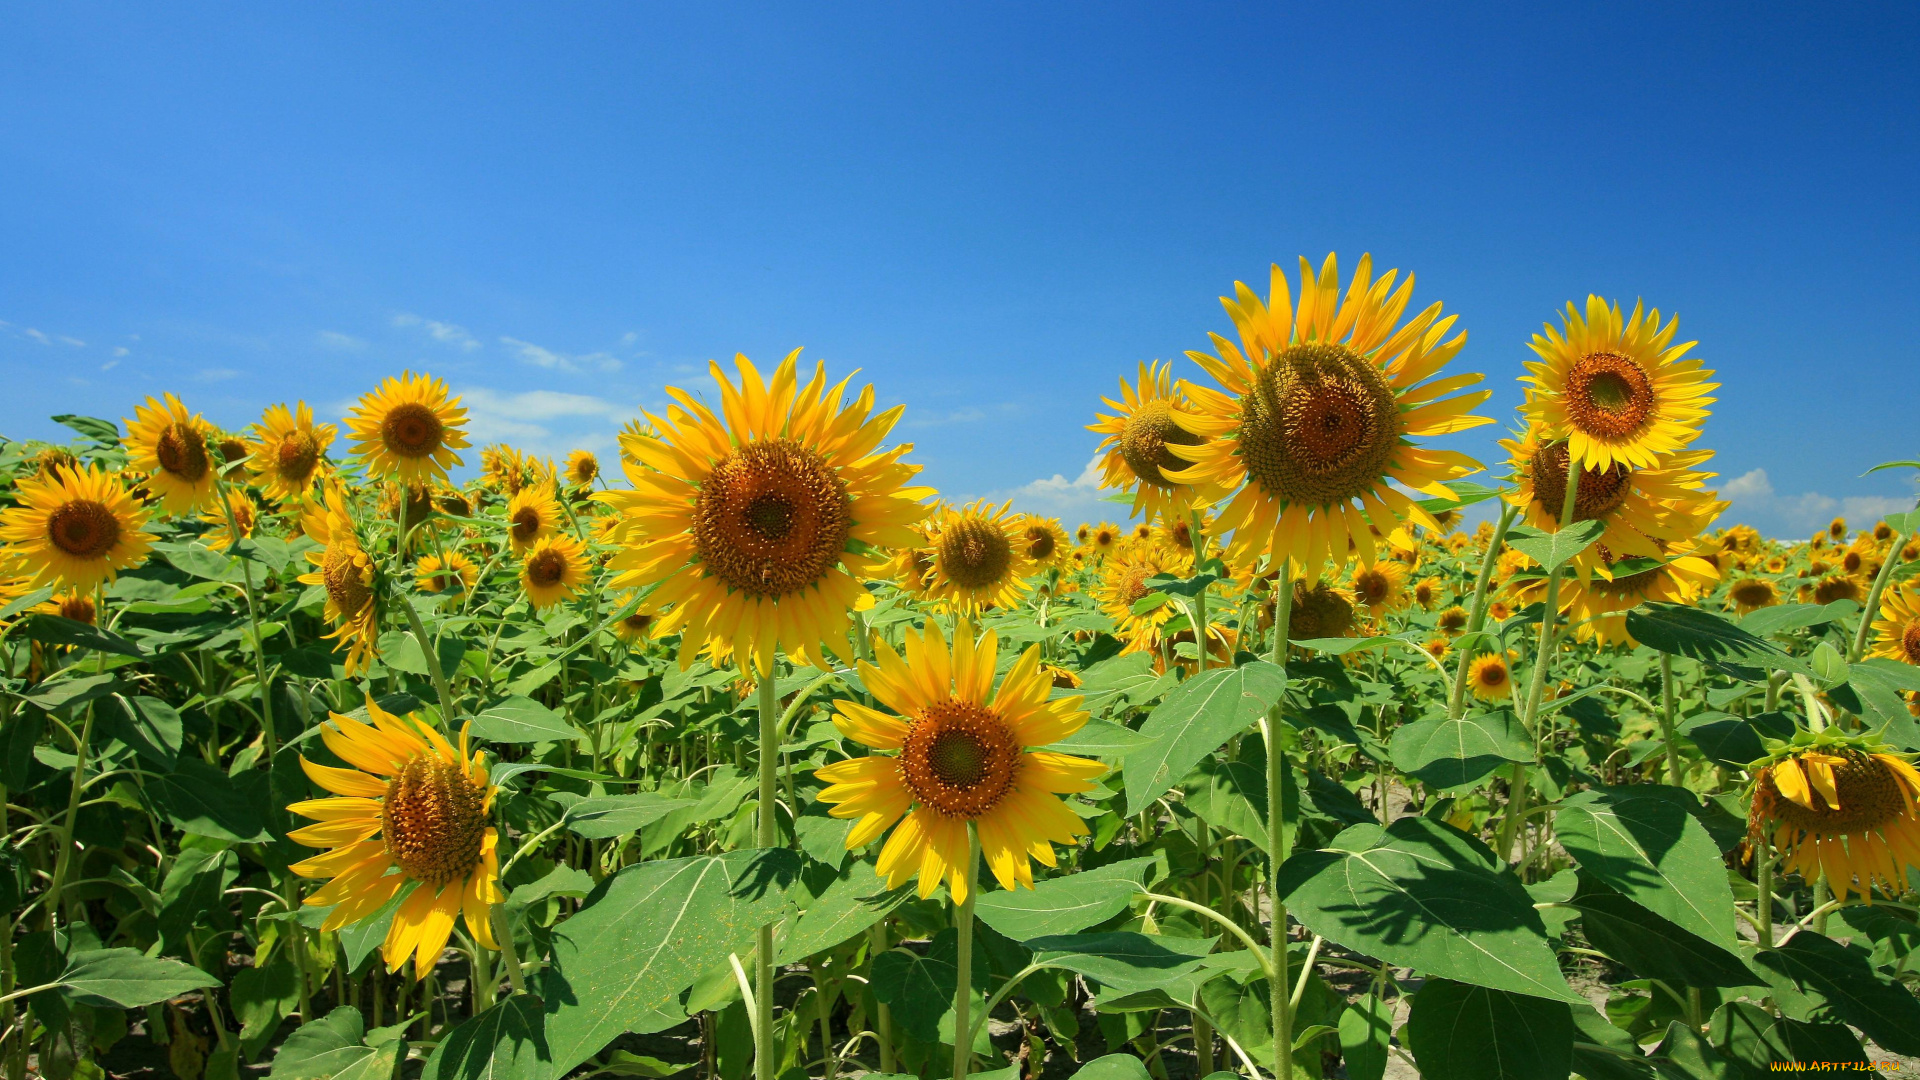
[869,922,895,1072]
[952,825,980,1080]
[1852,529,1910,662]
[1500,456,1582,866]
[1448,502,1518,721]
[401,594,460,727]
[754,674,779,1080]
[1266,562,1294,1080]
[44,706,95,930]
[1756,835,1774,949]
[1188,509,1210,673]
[1658,654,1684,788]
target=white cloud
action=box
[454,386,637,462]
[1723,468,1774,502]
[197,368,240,382]
[499,336,623,374]
[318,330,367,351]
[111,346,130,357]
[23,328,50,345]
[1721,468,1914,536]
[58,335,85,348]
[620,331,639,346]
[101,360,119,372]
[394,313,481,351]
[976,453,1122,527]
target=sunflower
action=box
[1467,653,1514,701]
[296,487,379,677]
[1097,544,1180,654]
[289,698,502,976]
[1829,517,1849,542]
[616,419,661,465]
[1436,605,1469,636]
[1502,424,1723,564]
[1871,584,1920,666]
[1088,361,1224,524]
[248,402,336,503]
[1750,741,1920,901]
[813,620,1106,901]
[1812,574,1865,607]
[1727,577,1781,615]
[1521,297,1716,471]
[200,490,258,551]
[124,394,218,515]
[345,372,469,485]
[435,487,474,519]
[1532,539,1720,646]
[1280,579,1357,641]
[563,449,600,490]
[1089,522,1121,559]
[887,525,938,601]
[1422,637,1450,660]
[0,465,153,593]
[1170,254,1492,577]
[480,445,524,493]
[597,352,927,674]
[1015,515,1071,572]
[1074,524,1092,546]
[610,596,657,645]
[33,447,78,481]
[521,534,590,610]
[34,591,97,625]
[925,500,1034,613]
[504,483,564,555]
[1350,561,1408,617]
[416,551,479,594]
[1487,599,1515,622]
[1411,577,1444,611]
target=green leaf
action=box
[1291,634,1417,656]
[0,586,53,621]
[422,994,551,1080]
[337,888,410,973]
[1405,979,1572,1080]
[870,928,991,1042]
[542,848,803,1075]
[777,866,913,963]
[149,757,271,842]
[1067,1055,1152,1080]
[1623,603,1811,675]
[1708,1001,1865,1071]
[1838,658,1920,749]
[561,794,696,840]
[506,867,595,910]
[160,542,241,582]
[108,695,185,769]
[51,414,121,444]
[20,673,127,714]
[158,845,239,953]
[1864,461,1920,478]
[1565,874,1757,990]
[53,948,220,1008]
[1418,481,1503,513]
[1339,996,1391,1080]
[1740,601,1858,638]
[22,614,146,657]
[1181,756,1273,849]
[1073,652,1176,712]
[974,857,1156,940]
[1555,786,1739,950]
[270,1008,382,1080]
[1276,817,1582,1003]
[1388,708,1532,790]
[1045,719,1153,759]
[1121,659,1286,815]
[1504,518,1606,572]
[231,953,300,1060]
[1751,932,1920,1055]
[470,696,581,744]
[1648,1021,1735,1080]
[1024,932,1216,994]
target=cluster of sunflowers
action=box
[6,253,1920,1080]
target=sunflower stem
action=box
[1658,654,1685,789]
[401,594,460,727]
[754,671,779,1080]
[1504,456,1582,867]
[1188,509,1209,674]
[1265,559,1294,1080]
[1851,527,1910,662]
[1756,835,1775,950]
[1447,503,1517,722]
[43,704,94,930]
[952,823,980,1080]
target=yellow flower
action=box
[0,464,152,593]
[1088,361,1225,524]
[289,698,501,976]
[1501,423,1724,564]
[1436,605,1469,636]
[124,393,218,515]
[1521,297,1716,471]
[520,534,590,610]
[1350,560,1408,617]
[1170,254,1491,577]
[925,500,1034,613]
[597,351,929,675]
[504,483,564,555]
[1525,538,1720,646]
[416,551,479,594]
[1015,515,1072,572]
[565,450,600,489]
[814,620,1106,901]
[1872,584,1920,666]
[1151,511,1214,572]
[345,372,469,484]
[1410,577,1444,611]
[1283,579,1357,641]
[250,402,336,503]
[33,591,97,625]
[1467,652,1514,701]
[1088,522,1121,559]
[199,490,258,551]
[610,596,657,644]
[296,486,379,676]
[1727,578,1781,616]
[1097,544,1181,655]
[1751,746,1920,901]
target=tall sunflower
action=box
[416,551,479,594]
[124,393,218,515]
[345,372,469,485]
[565,450,600,490]
[596,351,929,675]
[1526,538,1720,646]
[1502,423,1723,563]
[1097,544,1181,655]
[521,534,590,610]
[0,465,153,592]
[1750,739,1920,901]
[1015,515,1072,572]
[1872,584,1920,666]
[1170,254,1492,576]
[250,401,336,503]
[296,486,380,676]
[200,490,258,551]
[925,500,1034,613]
[1088,362,1224,523]
[814,620,1106,901]
[504,483,564,555]
[289,698,501,976]
[1521,297,1717,471]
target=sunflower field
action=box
[5,255,1920,1080]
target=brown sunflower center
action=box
[321,544,373,615]
[156,422,210,482]
[570,457,599,484]
[1901,622,1920,666]
[1289,580,1356,639]
[1814,575,1864,606]
[277,431,321,481]
[1842,551,1864,574]
[383,754,488,887]
[1118,400,1202,488]
[1023,526,1057,561]
[381,403,446,459]
[694,438,850,599]
[1414,581,1436,606]
[898,700,1021,818]
[1353,567,1393,607]
[1239,343,1399,508]
[526,548,568,588]
[510,506,543,544]
[46,500,122,560]
[218,437,249,465]
[623,612,654,634]
[1729,579,1777,609]
[58,595,97,624]
[1563,353,1654,439]
[936,516,1012,590]
[1530,442,1633,523]
[1761,752,1907,835]
[1476,660,1509,689]
[1170,520,1193,551]
[1438,606,1468,634]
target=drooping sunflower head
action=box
[1521,296,1716,472]
[596,350,929,674]
[504,483,563,555]
[1097,543,1179,654]
[1411,577,1443,611]
[250,401,336,503]
[1282,578,1356,641]
[814,619,1106,901]
[1872,584,1920,667]
[1812,573,1865,607]
[290,698,501,975]
[296,486,380,676]
[1749,736,1920,900]
[124,393,218,515]
[566,449,600,488]
[416,551,479,594]
[1436,604,1469,636]
[33,446,79,481]
[1014,515,1071,571]
[521,534,590,610]
[1467,652,1514,701]
[1727,577,1781,615]
[346,371,469,484]
[1171,254,1491,577]
[1088,361,1221,522]
[200,490,259,552]
[610,595,657,644]
[1349,560,1408,617]
[0,464,153,593]
[926,500,1035,613]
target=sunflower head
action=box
[416,551,478,594]
[34,591,97,625]
[1872,584,1920,666]
[1411,577,1443,611]
[1812,574,1865,606]
[1521,297,1716,471]
[1728,577,1780,615]
[1350,561,1407,616]
[346,372,469,484]
[1088,361,1218,522]
[296,486,380,676]
[521,534,590,610]
[200,491,259,552]
[926,500,1034,613]
[125,393,218,515]
[1467,653,1514,701]
[34,447,78,481]
[611,596,657,644]
[1748,733,1920,900]
[0,464,153,593]
[1436,604,1469,636]
[1015,515,1071,571]
[505,483,563,555]
[1282,579,1356,640]
[566,450,600,488]
[250,401,336,503]
[1830,517,1849,541]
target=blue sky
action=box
[4,3,1916,537]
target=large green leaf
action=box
[1121,659,1286,815]
[1023,932,1216,994]
[109,694,185,769]
[869,927,990,1042]
[1180,756,1273,849]
[1045,718,1154,759]
[20,673,127,714]
[148,756,272,842]
[1339,996,1391,1080]
[1624,603,1811,675]
[561,794,697,840]
[270,1008,383,1080]
[1836,658,1920,749]
[51,948,220,1008]
[1067,1056,1151,1080]
[1388,709,1532,790]
[422,994,551,1080]
[470,696,580,744]
[1751,932,1920,1055]
[1708,1001,1865,1071]
[1555,786,1738,950]
[1740,602,1858,638]
[777,868,913,963]
[1405,979,1573,1080]
[22,614,146,657]
[1566,875,1757,990]
[1504,519,1606,572]
[1275,817,1581,1003]
[974,857,1155,940]
[542,848,803,1075]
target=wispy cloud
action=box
[499,336,623,374]
[394,313,481,351]
[1723,468,1915,536]
[111,346,130,357]
[455,386,636,461]
[318,330,367,351]
[198,368,240,382]
[976,453,1120,527]
[23,328,51,345]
